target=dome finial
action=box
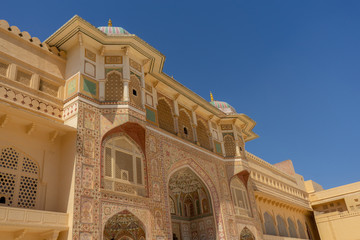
[210,91,214,102]
[108,19,112,27]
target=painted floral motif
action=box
[81,198,93,223]
[84,109,95,130]
[82,165,94,189]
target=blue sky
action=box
[1,1,359,189]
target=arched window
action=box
[306,223,313,240]
[178,109,194,142]
[297,220,307,239]
[288,217,298,238]
[264,212,277,235]
[103,136,145,196]
[157,99,175,134]
[230,177,251,216]
[184,195,195,217]
[0,147,39,209]
[129,73,142,108]
[196,120,211,150]
[240,227,255,240]
[276,215,288,237]
[169,196,176,215]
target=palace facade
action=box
[0,15,352,240]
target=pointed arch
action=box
[157,98,175,134]
[288,217,298,238]
[297,220,307,239]
[230,177,251,216]
[101,123,147,197]
[263,212,277,236]
[240,227,255,240]
[196,119,211,150]
[276,215,288,237]
[178,108,194,142]
[129,73,142,108]
[167,159,224,239]
[104,209,146,240]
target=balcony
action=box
[0,206,68,239]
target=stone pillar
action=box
[174,115,179,136]
[7,63,16,80]
[235,141,241,157]
[219,127,226,157]
[141,73,146,108]
[173,99,180,135]
[30,74,40,90]
[123,79,130,102]
[152,86,158,107]
[123,55,130,102]
[234,132,242,157]
[99,80,105,101]
[191,111,199,144]
[192,123,199,144]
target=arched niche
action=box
[157,98,175,134]
[101,122,147,196]
[240,227,255,240]
[103,210,146,240]
[276,215,289,237]
[263,212,277,236]
[168,167,216,240]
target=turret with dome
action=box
[97,19,130,36]
[209,92,237,115]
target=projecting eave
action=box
[224,113,259,142]
[44,15,165,73]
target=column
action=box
[7,63,16,80]
[140,69,146,108]
[235,141,241,157]
[123,79,130,102]
[123,55,130,102]
[174,99,180,135]
[30,74,40,90]
[234,131,242,157]
[207,120,214,150]
[192,111,199,144]
[99,80,105,101]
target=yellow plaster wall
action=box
[315,212,360,240]
[0,114,76,213]
[256,197,316,239]
[0,31,65,80]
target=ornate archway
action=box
[104,210,146,240]
[168,167,216,240]
[240,227,255,240]
[166,159,224,240]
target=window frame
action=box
[230,177,251,217]
[103,136,145,187]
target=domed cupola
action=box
[210,92,237,115]
[98,19,130,36]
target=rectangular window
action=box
[115,151,133,182]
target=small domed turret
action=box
[98,19,130,36]
[209,92,237,115]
